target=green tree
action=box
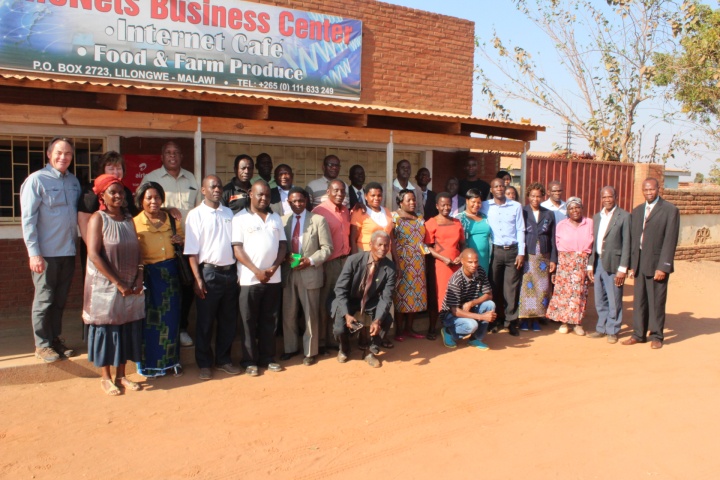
[477,0,681,162]
[694,172,704,183]
[708,159,720,185]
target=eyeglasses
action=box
[326,163,340,168]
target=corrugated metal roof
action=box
[0,71,546,130]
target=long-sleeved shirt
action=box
[481,199,526,255]
[20,164,81,257]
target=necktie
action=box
[640,204,651,247]
[292,215,301,253]
[360,260,377,314]
[357,190,364,205]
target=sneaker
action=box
[558,324,569,334]
[198,368,212,381]
[267,363,283,373]
[364,353,381,368]
[519,320,529,331]
[35,347,60,363]
[573,325,586,336]
[52,337,74,358]
[179,331,193,347]
[607,334,618,344]
[440,327,457,348]
[245,365,259,376]
[302,356,316,366]
[337,351,348,363]
[468,339,489,350]
[587,331,606,339]
[216,363,241,375]
[532,320,541,332]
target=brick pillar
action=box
[633,163,664,207]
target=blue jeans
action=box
[443,300,496,341]
[593,261,623,335]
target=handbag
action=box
[169,215,194,286]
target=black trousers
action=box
[491,245,522,325]
[180,257,195,331]
[632,270,669,343]
[239,282,282,367]
[194,267,238,368]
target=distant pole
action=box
[566,123,573,159]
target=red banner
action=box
[123,155,163,192]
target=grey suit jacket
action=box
[589,207,631,274]
[330,251,396,321]
[630,197,679,276]
[281,211,333,289]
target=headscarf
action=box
[92,174,122,210]
[566,196,583,209]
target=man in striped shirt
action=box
[439,248,497,350]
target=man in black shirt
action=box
[222,154,253,214]
[458,156,490,200]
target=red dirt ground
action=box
[1,260,719,479]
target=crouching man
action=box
[330,230,396,368]
[440,248,497,350]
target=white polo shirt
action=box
[183,201,235,267]
[232,209,286,285]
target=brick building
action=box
[0,0,544,312]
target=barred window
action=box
[0,136,104,222]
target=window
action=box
[0,136,104,222]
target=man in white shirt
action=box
[540,180,567,223]
[185,175,240,381]
[306,154,349,209]
[141,141,201,347]
[233,181,287,376]
[279,187,333,366]
[587,186,631,344]
[391,159,424,215]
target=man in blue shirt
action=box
[481,178,525,336]
[20,137,82,363]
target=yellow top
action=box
[133,212,183,265]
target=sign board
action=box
[123,154,162,192]
[0,0,362,100]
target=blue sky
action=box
[383,0,711,176]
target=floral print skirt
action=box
[546,251,589,325]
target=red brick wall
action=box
[0,239,84,313]
[663,189,720,215]
[250,0,475,115]
[675,244,720,262]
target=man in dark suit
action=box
[269,164,294,216]
[331,230,396,368]
[280,187,333,366]
[416,167,438,219]
[347,164,366,209]
[623,178,679,349]
[587,186,631,344]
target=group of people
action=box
[20,138,680,395]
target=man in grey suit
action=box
[587,186,631,344]
[623,178,679,349]
[331,230,396,368]
[280,187,333,366]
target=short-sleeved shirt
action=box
[313,199,351,261]
[183,202,235,267]
[350,207,393,252]
[20,164,81,257]
[221,177,251,214]
[134,212,183,265]
[439,267,491,321]
[231,208,286,285]
[140,166,200,226]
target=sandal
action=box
[394,335,406,342]
[407,331,425,339]
[381,339,394,349]
[101,379,121,396]
[117,377,142,391]
[426,329,437,341]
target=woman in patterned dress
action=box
[391,189,429,342]
[546,197,594,336]
[424,192,465,340]
[456,188,492,275]
[518,183,557,332]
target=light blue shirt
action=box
[481,199,526,255]
[20,164,81,257]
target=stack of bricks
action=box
[664,189,720,262]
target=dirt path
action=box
[1,260,719,479]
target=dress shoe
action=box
[267,362,283,372]
[303,356,316,366]
[621,337,642,345]
[651,340,663,349]
[216,363,241,375]
[364,353,381,368]
[508,322,520,337]
[280,351,299,361]
[198,368,212,381]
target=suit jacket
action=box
[270,187,284,216]
[589,207,631,274]
[330,251,396,321]
[630,197,679,276]
[523,205,557,263]
[423,189,438,219]
[348,185,364,210]
[281,211,333,289]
